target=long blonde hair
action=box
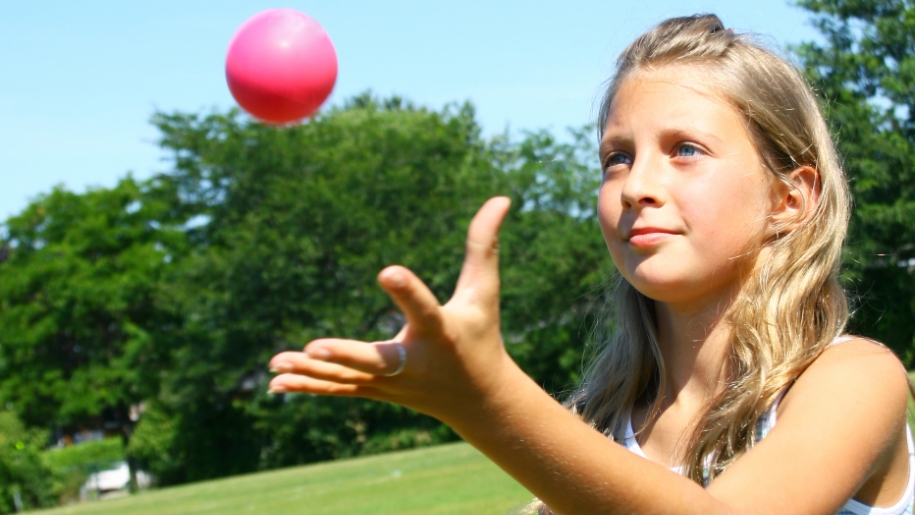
[568,14,851,484]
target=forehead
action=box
[602,65,747,142]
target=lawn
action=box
[35,374,915,515]
[35,442,534,515]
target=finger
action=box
[377,266,444,335]
[269,350,377,383]
[454,196,512,298]
[297,339,407,376]
[268,373,371,397]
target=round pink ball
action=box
[226,9,338,124]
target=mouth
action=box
[625,227,679,247]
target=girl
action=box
[268,14,913,514]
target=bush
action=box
[125,402,179,485]
[43,437,125,471]
[42,437,126,502]
[0,411,54,513]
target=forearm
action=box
[437,355,730,515]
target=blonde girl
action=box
[268,14,913,514]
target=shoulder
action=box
[782,336,909,414]
[778,335,910,449]
[797,336,908,397]
[709,336,910,511]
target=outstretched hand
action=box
[268,197,517,422]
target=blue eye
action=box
[677,144,701,157]
[605,153,633,167]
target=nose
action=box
[620,154,666,210]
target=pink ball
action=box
[225,9,338,124]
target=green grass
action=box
[31,375,915,515]
[43,374,915,515]
[35,442,534,515]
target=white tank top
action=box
[622,415,914,514]
[622,336,915,514]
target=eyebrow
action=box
[599,126,726,157]
[599,134,633,159]
[662,127,726,146]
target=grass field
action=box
[35,442,534,515]
[34,374,915,515]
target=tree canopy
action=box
[796,0,915,362]
[0,0,914,504]
[0,178,186,429]
[1,95,610,487]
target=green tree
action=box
[796,0,915,362]
[496,128,611,392]
[0,411,54,513]
[0,177,188,484]
[138,95,608,482]
[0,93,608,490]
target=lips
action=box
[625,227,678,247]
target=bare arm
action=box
[268,198,910,515]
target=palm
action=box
[268,197,514,420]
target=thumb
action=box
[453,197,512,301]
[377,265,445,336]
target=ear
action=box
[769,166,819,234]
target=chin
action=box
[621,267,714,304]
[630,282,690,304]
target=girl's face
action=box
[598,66,775,312]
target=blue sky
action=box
[0,1,821,222]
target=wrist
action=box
[437,352,551,439]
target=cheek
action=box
[679,177,770,254]
[597,181,629,268]
[597,181,621,243]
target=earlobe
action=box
[770,166,819,235]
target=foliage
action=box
[41,437,126,504]
[0,177,188,429]
[0,411,54,513]
[0,94,607,491]
[5,3,915,498]
[113,94,607,484]
[2,2,914,501]
[124,402,179,484]
[496,128,611,392]
[43,438,124,471]
[795,0,915,362]
[0,176,190,495]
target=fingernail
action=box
[306,347,331,360]
[268,385,287,394]
[270,363,292,373]
[383,269,405,288]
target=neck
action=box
[652,293,737,411]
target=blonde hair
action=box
[568,14,851,485]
